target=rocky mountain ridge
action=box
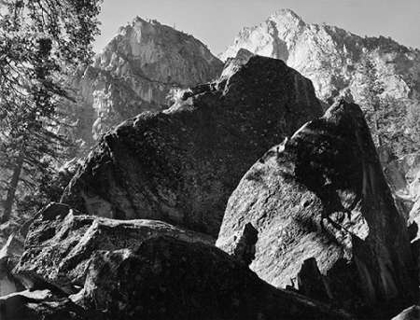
[68,17,223,150]
[221,9,420,105]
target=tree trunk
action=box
[1,151,24,223]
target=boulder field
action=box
[62,55,322,237]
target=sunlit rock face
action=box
[70,17,223,147]
[384,153,420,224]
[217,100,418,318]
[221,9,420,105]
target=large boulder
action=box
[216,100,418,317]
[62,55,323,236]
[13,204,352,320]
[13,203,211,293]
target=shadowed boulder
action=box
[13,204,212,294]
[216,100,418,317]
[12,204,353,320]
[61,55,323,236]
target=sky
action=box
[94,0,420,55]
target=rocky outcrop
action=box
[222,9,420,104]
[11,203,353,320]
[14,204,212,293]
[0,289,102,320]
[0,235,23,297]
[384,153,420,223]
[221,9,420,158]
[61,55,323,236]
[68,17,223,148]
[216,100,418,317]
[392,306,420,320]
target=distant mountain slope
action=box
[221,9,420,104]
[221,9,420,157]
[68,17,223,149]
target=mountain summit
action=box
[70,17,223,148]
[221,9,420,104]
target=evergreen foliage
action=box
[0,0,102,222]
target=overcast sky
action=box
[94,0,420,55]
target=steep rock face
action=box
[384,153,420,223]
[222,9,420,105]
[61,56,323,236]
[12,205,352,320]
[69,17,223,146]
[216,100,417,317]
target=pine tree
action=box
[358,55,384,148]
[0,0,102,222]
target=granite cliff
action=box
[222,9,420,105]
[221,9,420,157]
[68,17,223,149]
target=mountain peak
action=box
[131,16,161,27]
[271,8,305,24]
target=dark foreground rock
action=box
[0,290,102,320]
[61,55,323,236]
[12,204,353,320]
[216,100,418,318]
[14,203,212,293]
[392,305,420,320]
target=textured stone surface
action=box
[0,290,101,320]
[14,203,211,293]
[12,203,353,320]
[391,306,420,320]
[0,235,24,297]
[62,55,323,236]
[76,236,352,320]
[384,153,420,224]
[222,9,420,105]
[216,100,417,317]
[68,17,223,148]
